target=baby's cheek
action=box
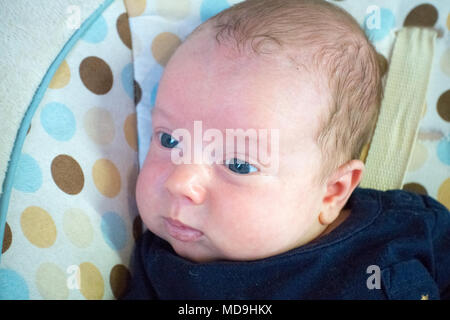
[212,195,284,256]
[135,160,169,223]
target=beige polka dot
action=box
[79,56,113,95]
[155,0,191,20]
[124,0,146,17]
[124,113,138,152]
[20,206,57,248]
[92,159,121,198]
[110,264,131,299]
[402,182,428,196]
[407,141,428,172]
[116,13,132,49]
[437,90,450,122]
[2,222,12,254]
[79,262,104,300]
[49,60,71,89]
[63,208,94,248]
[447,13,450,30]
[36,263,69,300]
[438,178,450,210]
[440,48,450,77]
[51,154,84,195]
[83,107,115,145]
[151,32,182,66]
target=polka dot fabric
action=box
[128,0,449,209]
[0,0,140,299]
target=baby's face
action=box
[136,28,332,262]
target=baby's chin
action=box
[169,239,282,263]
[168,239,223,264]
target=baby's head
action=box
[136,0,383,262]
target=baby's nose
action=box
[164,164,208,205]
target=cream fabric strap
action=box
[360,27,437,191]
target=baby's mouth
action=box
[164,217,204,242]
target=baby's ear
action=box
[319,160,365,225]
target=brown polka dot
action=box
[377,53,388,77]
[133,215,143,241]
[404,4,438,27]
[151,32,182,66]
[26,123,31,135]
[2,222,12,253]
[402,182,428,196]
[116,13,132,49]
[437,90,450,122]
[51,154,84,195]
[79,56,113,95]
[110,264,131,299]
[134,80,142,105]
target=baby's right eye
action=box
[157,132,179,149]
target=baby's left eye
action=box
[225,158,258,175]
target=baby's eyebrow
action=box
[151,107,172,119]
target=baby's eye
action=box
[225,158,258,175]
[158,132,179,149]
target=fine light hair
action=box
[192,0,384,186]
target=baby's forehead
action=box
[160,26,332,137]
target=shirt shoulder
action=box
[361,188,449,228]
[379,189,448,213]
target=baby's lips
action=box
[164,218,204,242]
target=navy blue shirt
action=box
[122,187,450,300]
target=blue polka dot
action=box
[40,102,76,141]
[150,82,159,106]
[363,8,395,42]
[437,137,450,166]
[13,153,42,193]
[121,63,134,100]
[82,15,108,43]
[200,0,230,22]
[0,269,29,300]
[101,212,127,250]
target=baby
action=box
[123,0,450,299]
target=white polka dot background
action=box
[0,0,140,299]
